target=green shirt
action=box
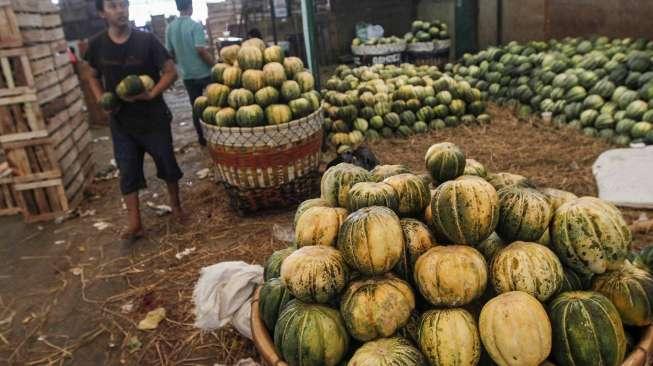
[165,16,212,80]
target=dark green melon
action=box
[592,264,653,326]
[264,246,295,280]
[259,278,294,332]
[548,291,627,366]
[347,181,400,212]
[424,142,466,183]
[496,187,552,242]
[320,163,373,207]
[274,300,350,366]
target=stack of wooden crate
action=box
[0,0,94,222]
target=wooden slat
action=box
[29,55,54,76]
[0,3,22,49]
[26,44,50,60]
[14,178,62,191]
[0,129,48,143]
[15,12,42,28]
[36,83,62,104]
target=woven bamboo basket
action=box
[251,287,653,366]
[406,41,435,53]
[202,108,323,214]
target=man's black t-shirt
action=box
[85,30,173,133]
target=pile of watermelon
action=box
[193,38,321,128]
[259,141,652,366]
[322,64,490,151]
[452,37,653,145]
[404,20,450,44]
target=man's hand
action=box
[121,90,156,103]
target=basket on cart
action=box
[201,108,323,215]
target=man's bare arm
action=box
[81,61,105,102]
[196,47,215,67]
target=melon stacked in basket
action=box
[259,141,653,366]
[194,38,321,128]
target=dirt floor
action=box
[0,83,651,365]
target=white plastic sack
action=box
[592,146,653,209]
[193,261,264,339]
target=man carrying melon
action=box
[84,0,185,244]
[166,0,215,146]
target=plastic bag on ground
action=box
[193,261,264,339]
[592,146,653,209]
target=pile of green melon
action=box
[322,64,490,151]
[193,38,321,128]
[404,20,450,44]
[351,36,405,48]
[452,37,653,145]
[259,141,653,366]
[99,74,155,111]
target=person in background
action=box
[84,0,184,244]
[247,28,263,40]
[166,0,214,146]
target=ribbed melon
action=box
[551,197,631,275]
[347,181,399,212]
[294,71,315,93]
[222,66,242,88]
[264,246,295,280]
[219,44,240,65]
[418,308,481,366]
[370,164,412,182]
[480,291,552,366]
[463,158,487,178]
[548,291,626,366]
[424,142,466,183]
[259,278,293,332]
[394,219,436,283]
[491,241,564,301]
[210,62,229,83]
[337,206,404,275]
[294,206,348,248]
[99,92,119,111]
[476,232,505,262]
[237,46,263,70]
[242,37,266,51]
[383,174,431,218]
[348,337,426,366]
[206,83,230,107]
[274,300,349,366]
[280,245,348,303]
[414,245,487,306]
[320,163,372,207]
[486,172,532,191]
[340,275,415,341]
[254,86,280,107]
[262,62,287,87]
[293,198,330,227]
[592,263,653,326]
[241,69,266,93]
[430,176,499,245]
[496,187,552,242]
[558,266,584,294]
[265,104,292,125]
[539,187,578,211]
[283,57,304,78]
[227,88,254,109]
[214,107,236,127]
[263,45,284,64]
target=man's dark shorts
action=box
[110,123,183,195]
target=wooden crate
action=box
[0,48,35,98]
[0,93,48,143]
[0,0,22,49]
[13,177,68,222]
[3,137,60,182]
[0,175,20,216]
